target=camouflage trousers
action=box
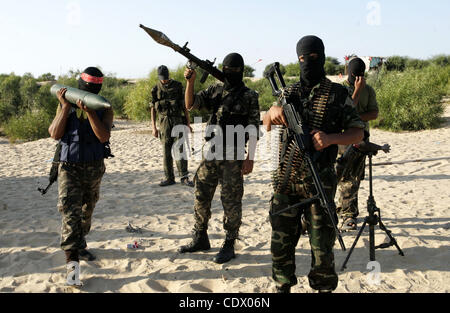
[160,122,188,181]
[336,148,366,219]
[270,167,339,291]
[193,159,244,240]
[57,160,105,251]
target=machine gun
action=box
[265,62,346,251]
[139,24,225,83]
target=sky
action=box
[1,0,449,79]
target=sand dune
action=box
[0,103,449,293]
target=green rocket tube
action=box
[50,84,111,110]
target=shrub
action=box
[284,63,300,77]
[406,58,430,70]
[324,57,345,75]
[384,56,408,71]
[370,65,449,131]
[0,74,22,123]
[430,54,450,67]
[3,109,53,142]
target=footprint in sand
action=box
[178,282,213,293]
[146,279,169,292]
[175,265,189,271]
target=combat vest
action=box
[273,78,346,193]
[154,80,184,118]
[206,83,251,145]
[59,108,105,163]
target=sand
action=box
[0,101,449,293]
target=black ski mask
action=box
[296,36,326,88]
[222,53,244,90]
[78,67,104,95]
[347,58,366,85]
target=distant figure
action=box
[48,67,114,287]
[150,65,194,187]
[336,57,379,231]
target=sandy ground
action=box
[0,100,449,293]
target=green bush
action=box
[284,63,300,77]
[406,58,430,70]
[0,74,22,123]
[324,57,345,75]
[370,65,450,131]
[3,109,52,142]
[243,65,255,78]
[430,54,450,67]
[100,77,130,118]
[384,56,408,71]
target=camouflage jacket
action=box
[192,82,261,141]
[283,78,365,168]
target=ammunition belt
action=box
[272,78,332,194]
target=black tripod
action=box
[340,145,404,271]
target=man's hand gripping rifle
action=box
[265,62,346,251]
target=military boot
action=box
[178,230,211,253]
[213,239,236,264]
[181,177,194,187]
[159,179,176,187]
[276,285,291,293]
[79,249,96,261]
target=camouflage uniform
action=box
[191,82,260,240]
[270,79,365,291]
[55,106,113,253]
[58,160,105,250]
[151,80,189,181]
[336,81,378,219]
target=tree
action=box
[324,57,345,75]
[20,75,39,112]
[243,65,255,78]
[284,62,300,77]
[0,74,22,122]
[38,73,56,81]
[384,56,408,71]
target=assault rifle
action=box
[265,62,346,251]
[139,24,225,83]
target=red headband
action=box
[81,73,104,84]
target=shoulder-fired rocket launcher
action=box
[139,24,225,83]
[50,84,112,110]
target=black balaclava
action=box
[296,36,326,88]
[157,65,170,82]
[347,58,366,85]
[78,67,104,94]
[222,53,244,90]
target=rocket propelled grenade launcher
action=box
[50,84,111,110]
[139,24,225,83]
[265,62,346,251]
